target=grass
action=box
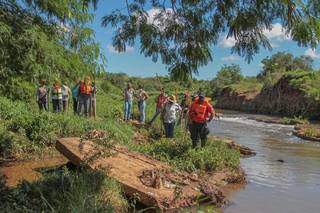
[230,77,263,94]
[0,77,241,212]
[0,169,128,212]
[279,117,309,125]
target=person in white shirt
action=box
[161,95,182,138]
[61,82,71,113]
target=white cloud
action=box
[107,45,134,54]
[221,55,240,62]
[304,48,320,59]
[263,23,289,40]
[220,36,236,48]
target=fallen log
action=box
[210,136,256,156]
[56,138,224,210]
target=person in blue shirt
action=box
[71,79,80,115]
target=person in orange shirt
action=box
[78,77,92,116]
[188,93,215,148]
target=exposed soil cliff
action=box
[215,76,320,118]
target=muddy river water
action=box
[209,112,320,213]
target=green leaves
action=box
[102,0,320,80]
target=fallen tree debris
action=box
[56,137,243,210]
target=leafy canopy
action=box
[100,0,320,80]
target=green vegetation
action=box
[0,73,240,212]
[0,169,128,212]
[102,0,320,80]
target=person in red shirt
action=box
[188,93,215,148]
[148,88,167,125]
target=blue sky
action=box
[90,0,320,80]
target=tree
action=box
[258,52,313,83]
[0,0,104,100]
[100,0,320,80]
[210,64,243,96]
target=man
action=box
[71,80,80,115]
[148,88,167,125]
[36,79,48,111]
[161,95,181,138]
[136,85,149,123]
[78,77,92,116]
[61,81,71,113]
[188,93,215,148]
[124,83,134,121]
[51,80,63,113]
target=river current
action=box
[208,112,320,213]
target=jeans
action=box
[72,98,78,114]
[138,101,146,123]
[164,122,175,138]
[78,94,91,116]
[52,99,62,113]
[38,98,48,111]
[149,107,162,124]
[62,100,68,112]
[124,100,132,121]
[190,122,210,148]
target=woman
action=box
[161,95,181,138]
[61,81,71,113]
[136,85,149,123]
[71,80,80,114]
[124,83,134,121]
[78,77,92,116]
[51,80,63,113]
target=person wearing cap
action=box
[148,88,167,125]
[188,93,215,148]
[161,95,182,138]
[36,79,48,111]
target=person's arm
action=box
[144,91,149,100]
[207,104,214,122]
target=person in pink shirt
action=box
[148,88,167,125]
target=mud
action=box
[56,137,245,211]
[0,156,67,187]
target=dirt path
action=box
[0,156,67,187]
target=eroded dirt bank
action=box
[215,76,320,118]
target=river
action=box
[208,111,320,213]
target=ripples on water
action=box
[209,113,320,213]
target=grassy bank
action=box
[0,76,240,211]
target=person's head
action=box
[138,84,143,90]
[168,95,176,103]
[198,93,205,104]
[160,88,164,94]
[74,79,79,84]
[39,79,46,86]
[84,76,91,84]
[127,83,132,89]
[54,79,60,86]
[63,81,68,86]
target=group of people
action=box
[123,83,215,148]
[36,77,97,117]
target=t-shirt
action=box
[124,88,134,101]
[156,94,167,108]
[137,89,147,102]
[37,86,48,100]
[72,84,80,99]
[163,102,181,123]
[61,85,70,101]
[51,86,62,100]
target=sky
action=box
[89,0,320,80]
